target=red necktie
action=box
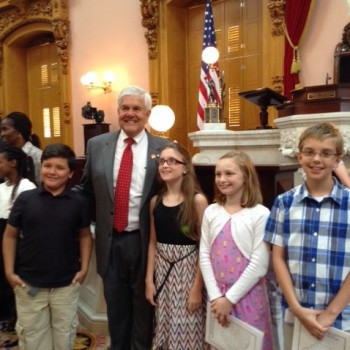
[113,137,134,232]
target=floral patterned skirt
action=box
[210,220,273,350]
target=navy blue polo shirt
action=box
[8,186,90,288]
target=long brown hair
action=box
[214,150,262,207]
[155,142,204,241]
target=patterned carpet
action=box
[0,322,110,350]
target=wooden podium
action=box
[83,123,110,154]
[239,87,287,128]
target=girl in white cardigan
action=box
[200,150,273,350]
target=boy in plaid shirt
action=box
[264,122,350,349]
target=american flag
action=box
[197,0,221,130]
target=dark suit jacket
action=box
[78,129,169,277]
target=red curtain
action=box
[283,0,313,99]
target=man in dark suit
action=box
[77,86,169,350]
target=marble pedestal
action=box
[188,127,287,165]
[189,113,350,167]
[275,112,350,164]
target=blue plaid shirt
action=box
[264,178,350,330]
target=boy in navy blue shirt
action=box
[3,143,92,350]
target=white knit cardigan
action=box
[200,203,271,304]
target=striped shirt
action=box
[264,178,350,330]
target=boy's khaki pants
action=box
[14,283,80,350]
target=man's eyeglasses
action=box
[300,150,337,159]
[158,157,186,166]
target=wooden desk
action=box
[195,163,299,208]
[277,84,350,118]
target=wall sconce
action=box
[80,71,115,94]
[148,105,175,138]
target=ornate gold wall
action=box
[140,0,285,148]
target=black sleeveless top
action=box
[153,201,197,245]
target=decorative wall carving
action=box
[271,75,284,94]
[150,91,159,107]
[267,0,285,36]
[342,129,350,156]
[0,8,21,36]
[52,19,69,74]
[139,0,286,57]
[63,102,71,124]
[27,0,52,16]
[279,128,298,157]
[275,113,350,159]
[140,0,159,59]
[0,0,27,12]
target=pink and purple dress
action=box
[210,219,273,350]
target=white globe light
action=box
[81,71,97,85]
[202,46,219,65]
[103,71,115,83]
[149,105,175,132]
[80,74,89,86]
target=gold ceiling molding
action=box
[0,0,69,78]
[267,0,285,36]
[140,0,159,59]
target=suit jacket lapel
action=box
[103,131,120,201]
[141,132,161,209]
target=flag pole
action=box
[196,0,223,130]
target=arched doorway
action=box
[0,0,72,148]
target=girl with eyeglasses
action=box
[145,142,208,349]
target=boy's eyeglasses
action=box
[158,157,186,166]
[300,150,337,159]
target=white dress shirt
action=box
[113,129,148,231]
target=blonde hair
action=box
[214,150,262,207]
[298,122,344,155]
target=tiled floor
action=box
[0,321,110,350]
